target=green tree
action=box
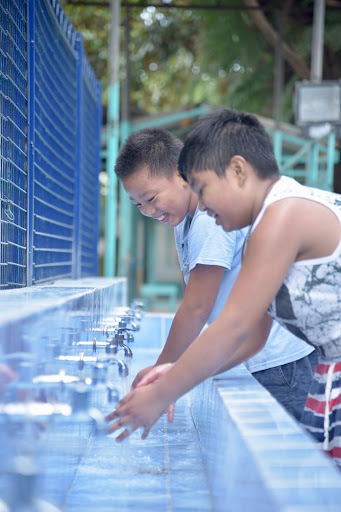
[62,0,341,121]
[200,0,341,120]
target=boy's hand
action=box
[137,363,174,386]
[105,383,168,442]
[131,365,155,389]
[136,363,175,423]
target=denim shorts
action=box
[251,350,319,421]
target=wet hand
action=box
[137,363,174,386]
[136,363,175,423]
[131,365,154,389]
[105,384,169,442]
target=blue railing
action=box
[78,50,102,277]
[0,0,27,289]
[0,0,102,289]
[270,128,339,191]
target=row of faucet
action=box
[0,300,144,512]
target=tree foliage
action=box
[62,0,341,121]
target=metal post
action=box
[118,7,135,299]
[120,8,131,144]
[327,130,336,191]
[272,12,284,172]
[94,81,103,276]
[74,34,83,279]
[311,143,320,185]
[273,130,283,172]
[311,0,326,82]
[104,0,121,277]
[273,13,284,129]
[26,0,35,286]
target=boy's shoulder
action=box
[265,176,341,210]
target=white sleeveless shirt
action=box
[250,176,341,361]
[175,204,313,372]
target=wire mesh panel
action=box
[79,57,101,277]
[0,0,28,289]
[0,0,102,289]
[32,0,78,284]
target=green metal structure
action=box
[271,128,337,190]
[104,82,120,278]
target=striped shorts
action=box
[301,361,341,465]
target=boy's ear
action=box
[230,155,247,185]
[176,165,187,184]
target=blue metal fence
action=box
[78,49,102,277]
[0,0,27,289]
[0,0,102,289]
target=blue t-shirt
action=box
[174,206,314,373]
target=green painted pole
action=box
[305,141,319,187]
[118,119,133,278]
[273,130,283,172]
[327,130,336,191]
[104,0,121,277]
[117,7,136,302]
[311,142,319,186]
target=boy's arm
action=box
[213,313,272,375]
[132,263,225,387]
[157,263,225,363]
[138,313,272,384]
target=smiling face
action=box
[122,166,197,228]
[189,158,255,232]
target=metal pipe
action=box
[118,7,133,284]
[26,0,36,286]
[104,0,121,276]
[311,0,326,82]
[273,13,284,129]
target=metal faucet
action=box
[72,338,109,354]
[106,333,133,360]
[111,313,140,332]
[57,352,97,373]
[114,319,135,345]
[72,335,132,358]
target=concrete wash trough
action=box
[0,278,340,512]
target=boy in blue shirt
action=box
[114,127,317,422]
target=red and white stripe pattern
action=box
[301,361,341,465]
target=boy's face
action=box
[122,166,195,228]
[189,165,249,232]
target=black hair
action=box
[178,108,279,181]
[114,128,183,179]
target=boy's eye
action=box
[147,195,156,202]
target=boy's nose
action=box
[140,204,157,217]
